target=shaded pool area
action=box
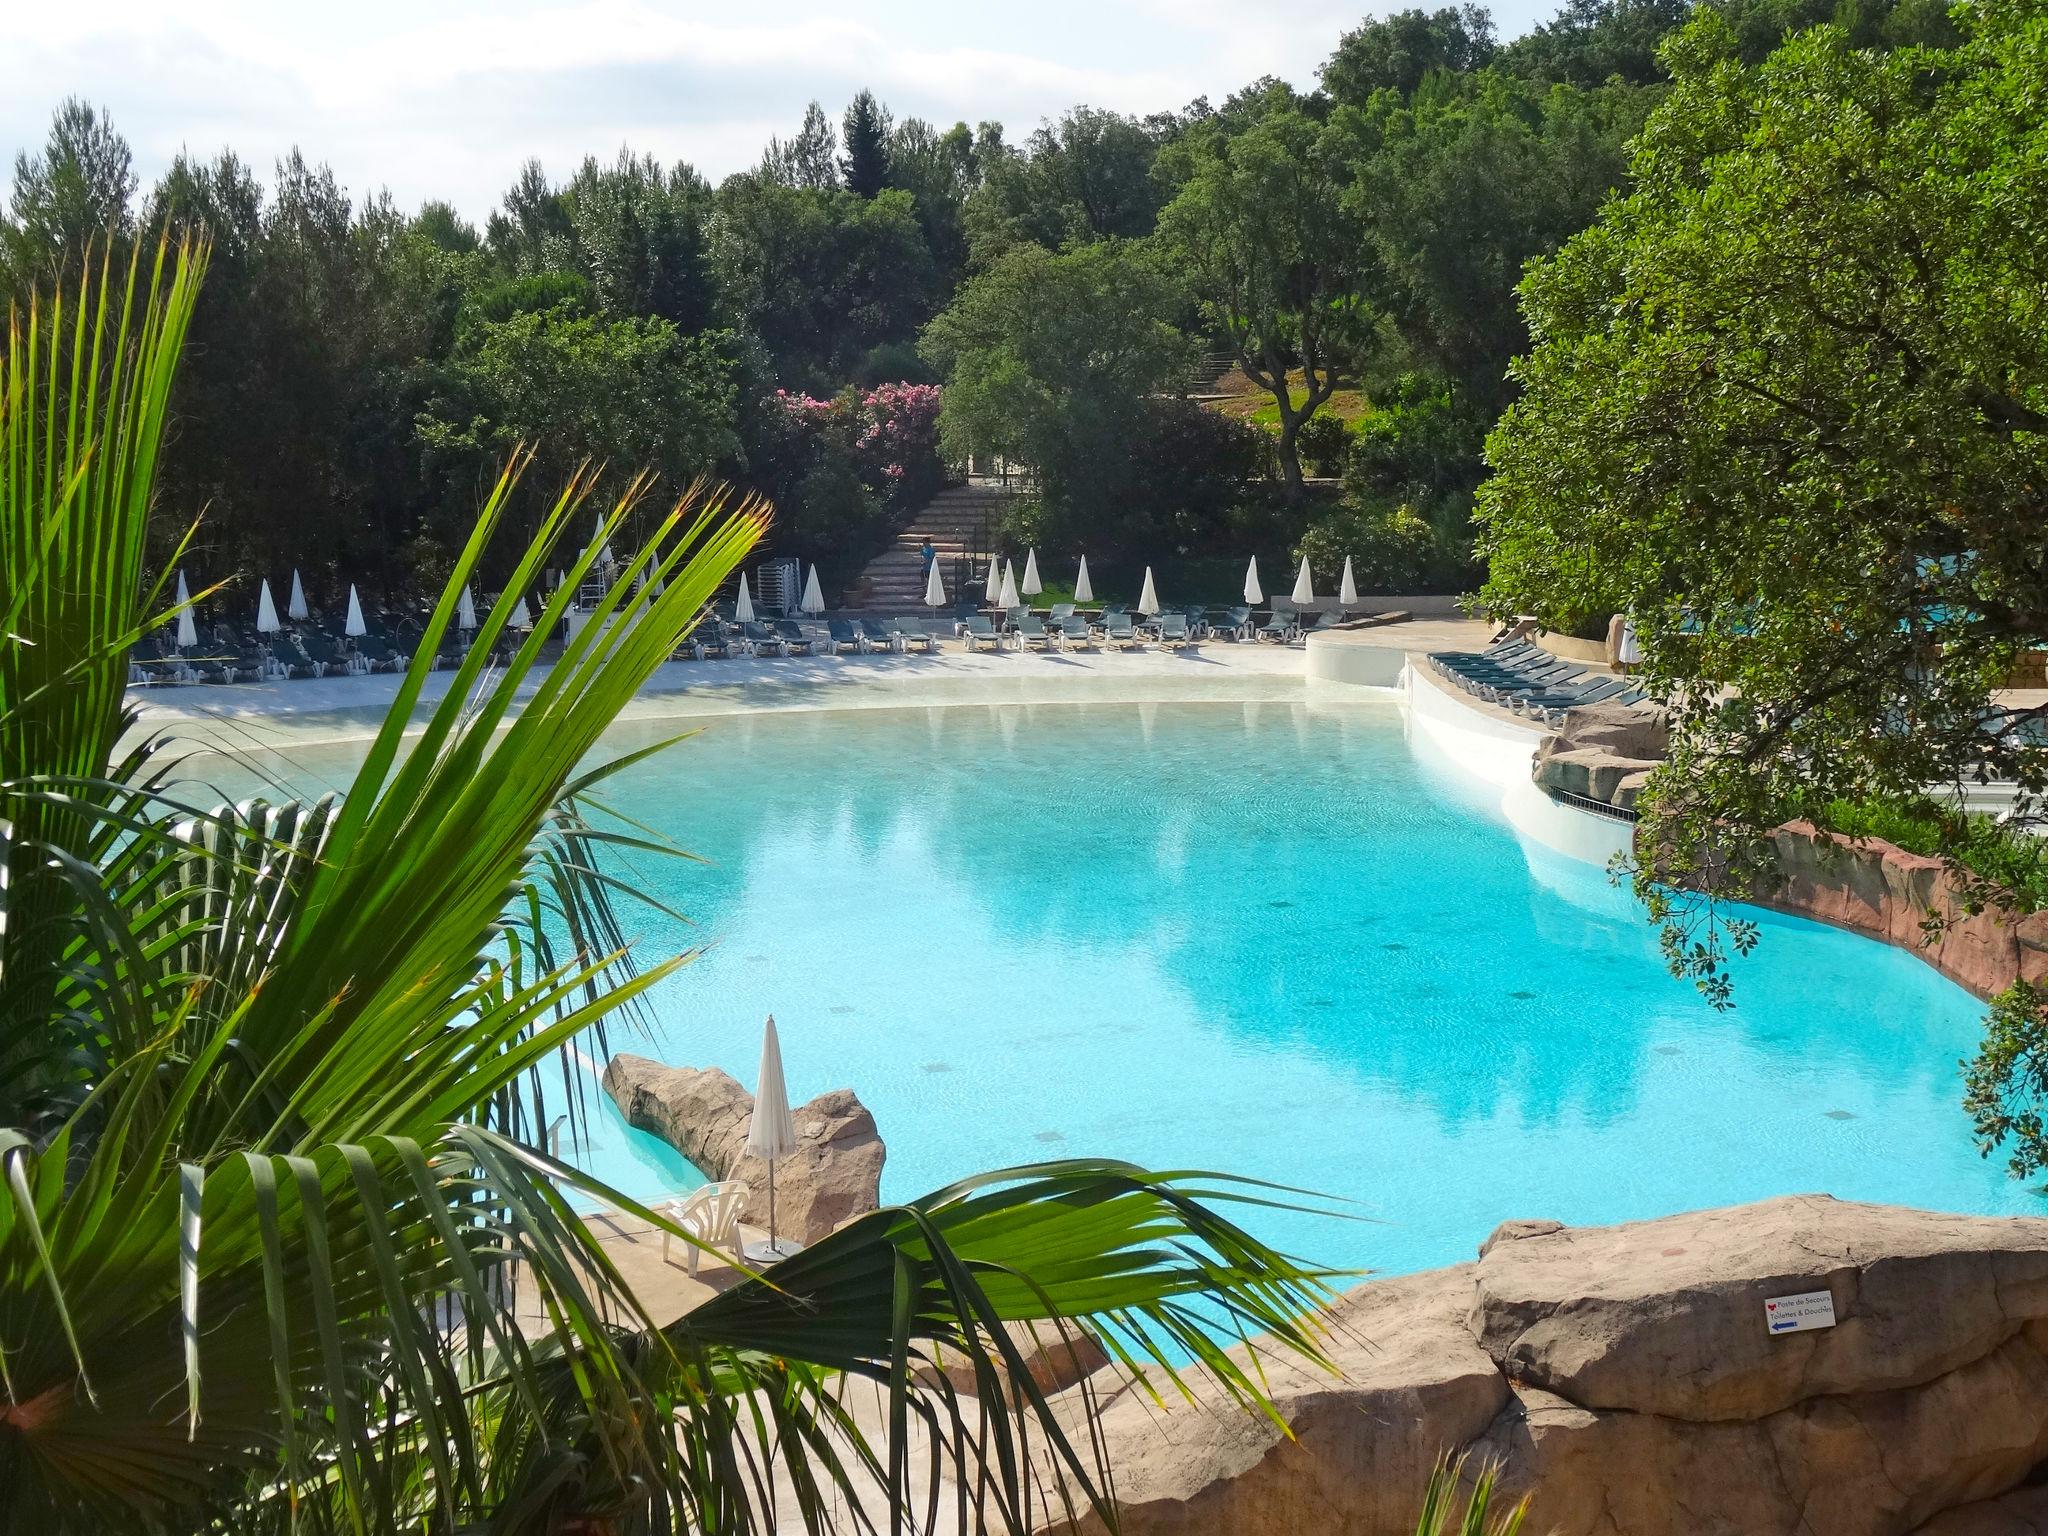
[197,697,2039,1277]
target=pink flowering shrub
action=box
[771,382,941,505]
[758,381,946,592]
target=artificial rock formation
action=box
[1532,701,1668,810]
[1750,821,2048,1001]
[1529,701,2047,999]
[1039,1195,2048,1536]
[603,1053,884,1244]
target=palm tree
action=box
[0,236,1334,1534]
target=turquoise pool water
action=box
[220,698,2040,1275]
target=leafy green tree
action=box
[760,100,840,190]
[558,149,717,330]
[1351,73,1639,411]
[1478,4,2048,1008]
[923,240,1219,557]
[0,237,1333,1535]
[417,303,743,562]
[3,98,136,292]
[710,177,937,387]
[1498,0,1693,85]
[485,156,574,272]
[963,108,1165,265]
[841,89,895,198]
[412,197,480,253]
[1157,106,1369,496]
[888,116,981,284]
[1321,6,1499,104]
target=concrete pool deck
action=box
[124,616,1498,754]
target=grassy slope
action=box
[1203,367,1373,429]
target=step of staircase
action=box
[848,482,1021,610]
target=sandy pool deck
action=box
[125,618,1495,756]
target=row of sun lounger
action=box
[1425,638,1648,726]
[128,622,461,686]
[680,603,1353,660]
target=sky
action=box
[7,0,1558,225]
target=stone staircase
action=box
[852,483,1016,612]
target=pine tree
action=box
[840,90,893,198]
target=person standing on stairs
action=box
[919,537,936,576]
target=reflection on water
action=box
[188,698,2038,1278]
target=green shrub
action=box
[1345,373,1485,498]
[1813,797,2048,912]
[1297,488,1480,595]
[1296,412,1351,477]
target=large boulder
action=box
[1557,700,1669,760]
[1034,1196,2048,1536]
[603,1053,884,1244]
[1534,746,1664,805]
[1477,1333,2048,1536]
[1471,1193,2048,1421]
[1914,1486,2048,1534]
[1049,1268,1510,1536]
[929,1319,1111,1398]
[1532,702,1669,807]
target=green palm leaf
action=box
[0,235,1337,1536]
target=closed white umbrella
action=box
[592,514,613,569]
[923,555,946,609]
[287,568,309,622]
[1244,556,1264,606]
[256,579,280,634]
[1137,567,1160,616]
[1074,555,1094,604]
[174,570,198,649]
[735,573,755,624]
[983,553,1001,606]
[1339,555,1359,609]
[746,1016,801,1260]
[801,564,826,616]
[1291,556,1315,606]
[343,585,367,638]
[1021,548,1042,597]
[508,593,532,629]
[997,560,1020,611]
[456,585,477,631]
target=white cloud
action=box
[3,0,1559,222]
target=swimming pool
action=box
[208,697,2040,1276]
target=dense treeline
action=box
[0,0,1960,606]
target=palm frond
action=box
[0,237,1340,1536]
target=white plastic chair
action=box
[660,1181,750,1276]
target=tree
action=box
[413,197,480,253]
[888,116,981,285]
[841,88,894,198]
[0,238,1332,1532]
[1157,107,1370,496]
[761,100,840,191]
[3,98,136,292]
[710,178,938,387]
[1351,73,1639,412]
[1498,0,1694,86]
[922,240,1209,555]
[1321,6,1499,104]
[964,108,1164,265]
[559,148,717,330]
[416,303,744,560]
[485,156,574,272]
[1477,4,2048,1006]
